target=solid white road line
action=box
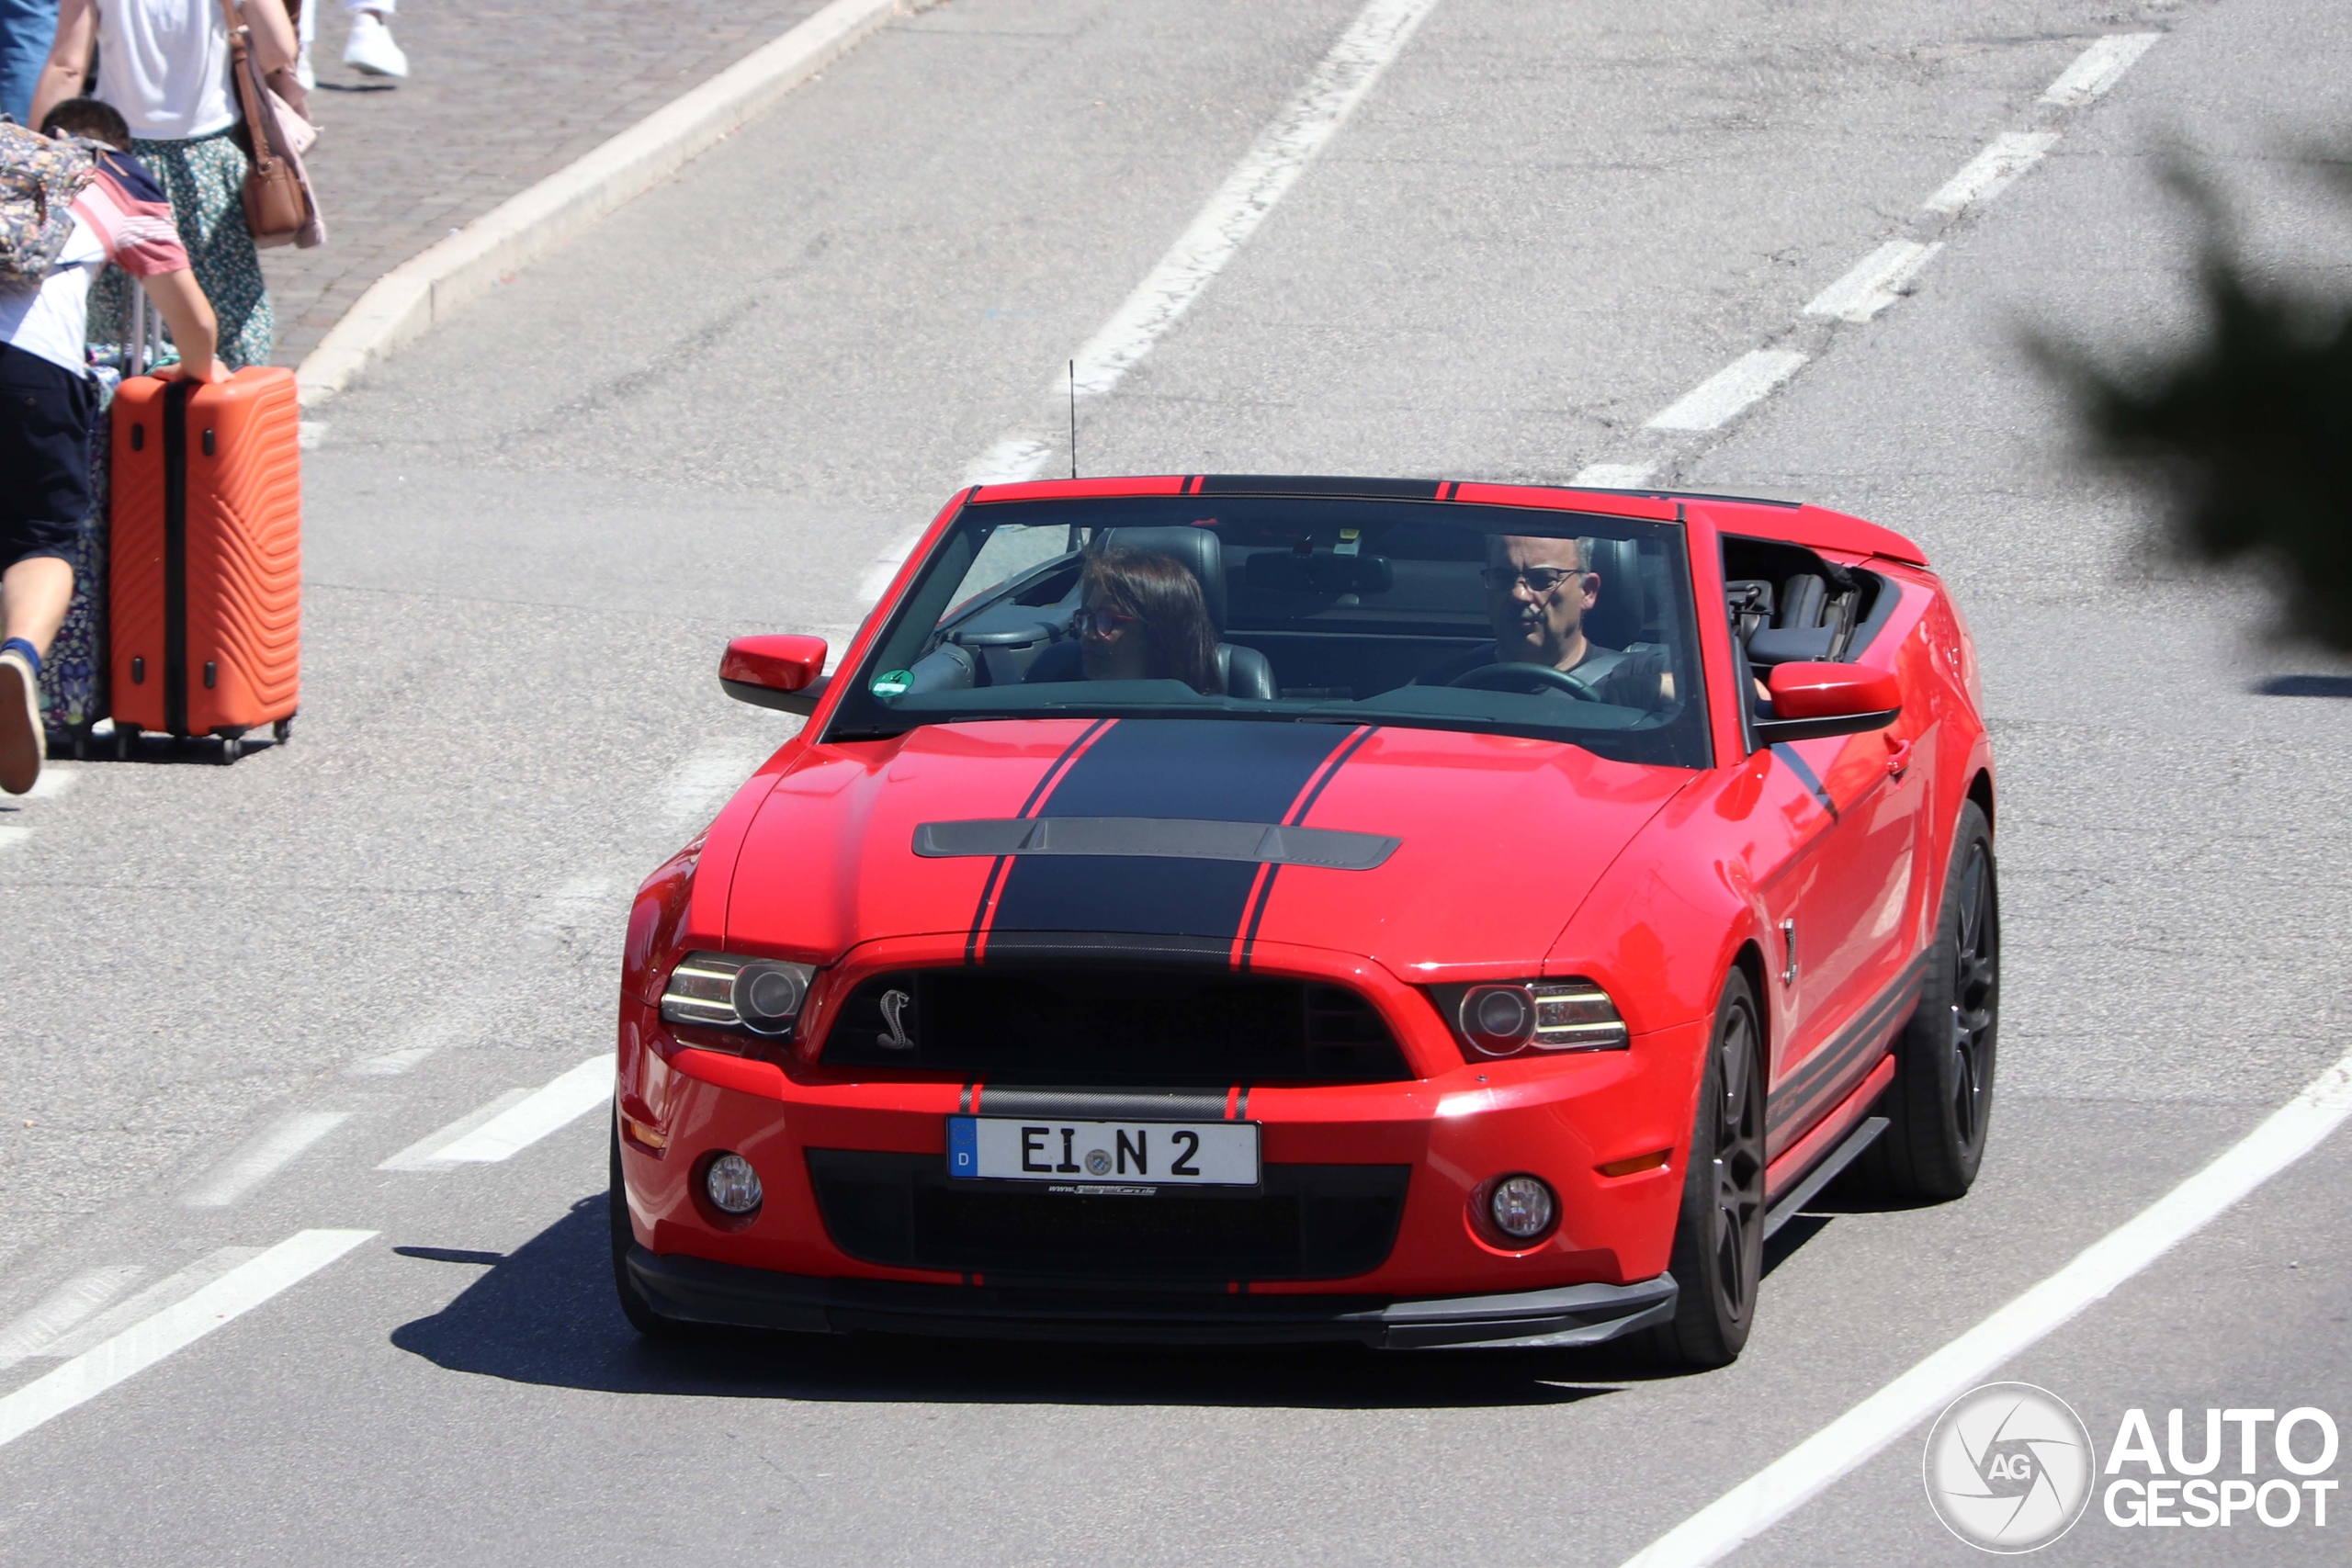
[2041,34,2161,107]
[377,1088,534,1171]
[0,1231,375,1452]
[1618,1043,2352,1568]
[1645,351,1809,433]
[1923,132,2059,215]
[861,0,1448,613]
[0,1267,144,1370]
[1068,0,1442,400]
[38,1249,261,1359]
[1802,241,1944,323]
[432,1056,615,1164]
[181,1111,353,1209]
[1571,462,1657,489]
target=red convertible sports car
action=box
[612,475,1997,1367]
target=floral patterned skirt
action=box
[88,128,276,371]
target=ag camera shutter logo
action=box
[1923,1382,2098,1551]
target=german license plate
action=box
[945,1116,1260,1187]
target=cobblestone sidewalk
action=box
[266,0,830,369]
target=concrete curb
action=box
[295,0,907,409]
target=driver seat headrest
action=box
[1581,536,1648,649]
[1095,525,1227,630]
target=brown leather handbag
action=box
[217,0,315,246]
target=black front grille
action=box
[808,1151,1410,1283]
[820,966,1409,1083]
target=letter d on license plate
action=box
[946,1116,1259,1187]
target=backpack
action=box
[0,120,100,289]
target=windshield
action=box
[823,494,1711,769]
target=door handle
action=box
[1884,735,1913,778]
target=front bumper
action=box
[628,1245,1678,1348]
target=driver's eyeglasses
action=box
[1479,567,1584,594]
[1075,608,1141,637]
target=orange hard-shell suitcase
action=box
[108,367,300,758]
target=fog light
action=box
[705,1153,763,1215]
[1489,1175,1555,1241]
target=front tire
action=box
[610,1115,683,1338]
[1649,969,1767,1369]
[1857,800,1999,1201]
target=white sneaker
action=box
[0,647,42,796]
[296,41,315,91]
[342,12,409,79]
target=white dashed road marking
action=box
[377,1089,535,1171]
[0,1231,376,1451]
[431,1055,616,1164]
[1923,131,2059,215]
[2041,34,2161,107]
[37,1250,262,1360]
[0,1267,145,1371]
[1645,350,1809,433]
[1619,1043,2352,1567]
[181,1112,353,1209]
[1802,241,1944,323]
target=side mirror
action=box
[1753,661,1900,744]
[721,635,831,717]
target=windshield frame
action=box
[820,489,1713,770]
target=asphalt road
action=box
[4,0,2350,1562]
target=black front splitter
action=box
[627,1247,1677,1349]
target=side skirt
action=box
[1762,1054,1896,1235]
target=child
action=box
[0,97,225,795]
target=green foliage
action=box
[2040,155,2352,652]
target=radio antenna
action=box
[1069,360,1079,479]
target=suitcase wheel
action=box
[218,736,238,765]
[112,725,134,761]
[273,716,294,745]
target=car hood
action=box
[724,718,1691,977]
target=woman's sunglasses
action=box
[1075,608,1142,637]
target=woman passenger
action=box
[1066,547,1225,695]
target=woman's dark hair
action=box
[1081,547,1225,695]
[40,98,131,151]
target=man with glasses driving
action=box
[1416,534,1673,709]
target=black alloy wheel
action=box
[1649,969,1767,1369]
[1858,800,2000,1201]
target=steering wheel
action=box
[1448,661,1603,701]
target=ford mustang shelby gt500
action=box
[612,475,1997,1367]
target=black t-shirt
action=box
[1416,641,1672,710]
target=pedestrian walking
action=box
[0,0,61,123]
[2,100,223,794]
[26,0,296,369]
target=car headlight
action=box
[660,952,816,1040]
[1434,978,1629,1061]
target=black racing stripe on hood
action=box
[1238,725,1379,970]
[983,721,1357,946]
[966,717,1114,964]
